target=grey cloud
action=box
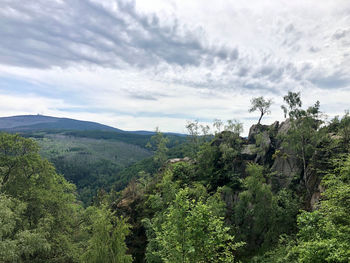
[126,87,171,101]
[309,71,350,89]
[129,94,158,101]
[284,24,295,33]
[309,46,320,53]
[1,0,349,97]
[281,23,303,48]
[333,28,349,40]
[0,0,236,69]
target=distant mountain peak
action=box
[0,115,122,132]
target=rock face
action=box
[254,130,272,164]
[241,144,258,160]
[245,119,321,208]
[167,157,191,164]
[247,122,276,165]
[248,124,268,144]
[242,119,310,190]
[310,184,325,210]
[269,119,302,188]
[277,119,292,136]
[270,152,301,187]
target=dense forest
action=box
[0,92,349,262]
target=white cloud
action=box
[0,0,349,135]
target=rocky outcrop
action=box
[167,157,191,164]
[270,152,301,187]
[310,184,325,210]
[266,119,302,187]
[248,124,269,144]
[241,144,258,160]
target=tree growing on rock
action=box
[249,96,273,125]
[280,91,324,196]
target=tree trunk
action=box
[258,112,263,125]
[301,136,309,196]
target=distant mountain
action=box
[0,115,186,136]
[0,115,124,132]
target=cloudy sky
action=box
[1,0,349,134]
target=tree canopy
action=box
[249,96,273,125]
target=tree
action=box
[281,91,302,119]
[339,111,350,151]
[0,194,50,262]
[195,120,244,190]
[280,92,324,195]
[213,119,224,134]
[0,133,83,262]
[149,187,241,263]
[234,164,275,253]
[82,205,133,263]
[249,96,273,125]
[185,120,201,157]
[224,119,243,135]
[234,164,299,255]
[286,155,350,262]
[146,128,169,167]
[184,120,212,158]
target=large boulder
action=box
[247,121,280,165]
[254,130,272,164]
[310,184,325,210]
[167,157,191,164]
[241,144,258,160]
[269,119,303,187]
[248,124,268,144]
[275,119,291,147]
[271,151,301,188]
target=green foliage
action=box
[63,130,154,148]
[36,134,151,206]
[249,96,273,125]
[112,157,158,192]
[280,92,324,195]
[2,95,349,263]
[0,133,83,262]
[339,112,350,148]
[196,129,243,190]
[281,91,303,119]
[147,128,169,167]
[332,112,350,152]
[81,205,132,263]
[288,156,350,262]
[234,164,275,252]
[255,155,350,263]
[234,164,299,256]
[171,161,196,184]
[146,186,242,263]
[0,194,50,262]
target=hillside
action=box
[0,115,123,132]
[36,134,152,205]
[0,115,187,206]
[0,115,186,136]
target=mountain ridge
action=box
[0,115,185,136]
[0,115,122,132]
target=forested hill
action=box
[0,115,123,132]
[0,115,186,205]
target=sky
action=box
[0,0,349,134]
